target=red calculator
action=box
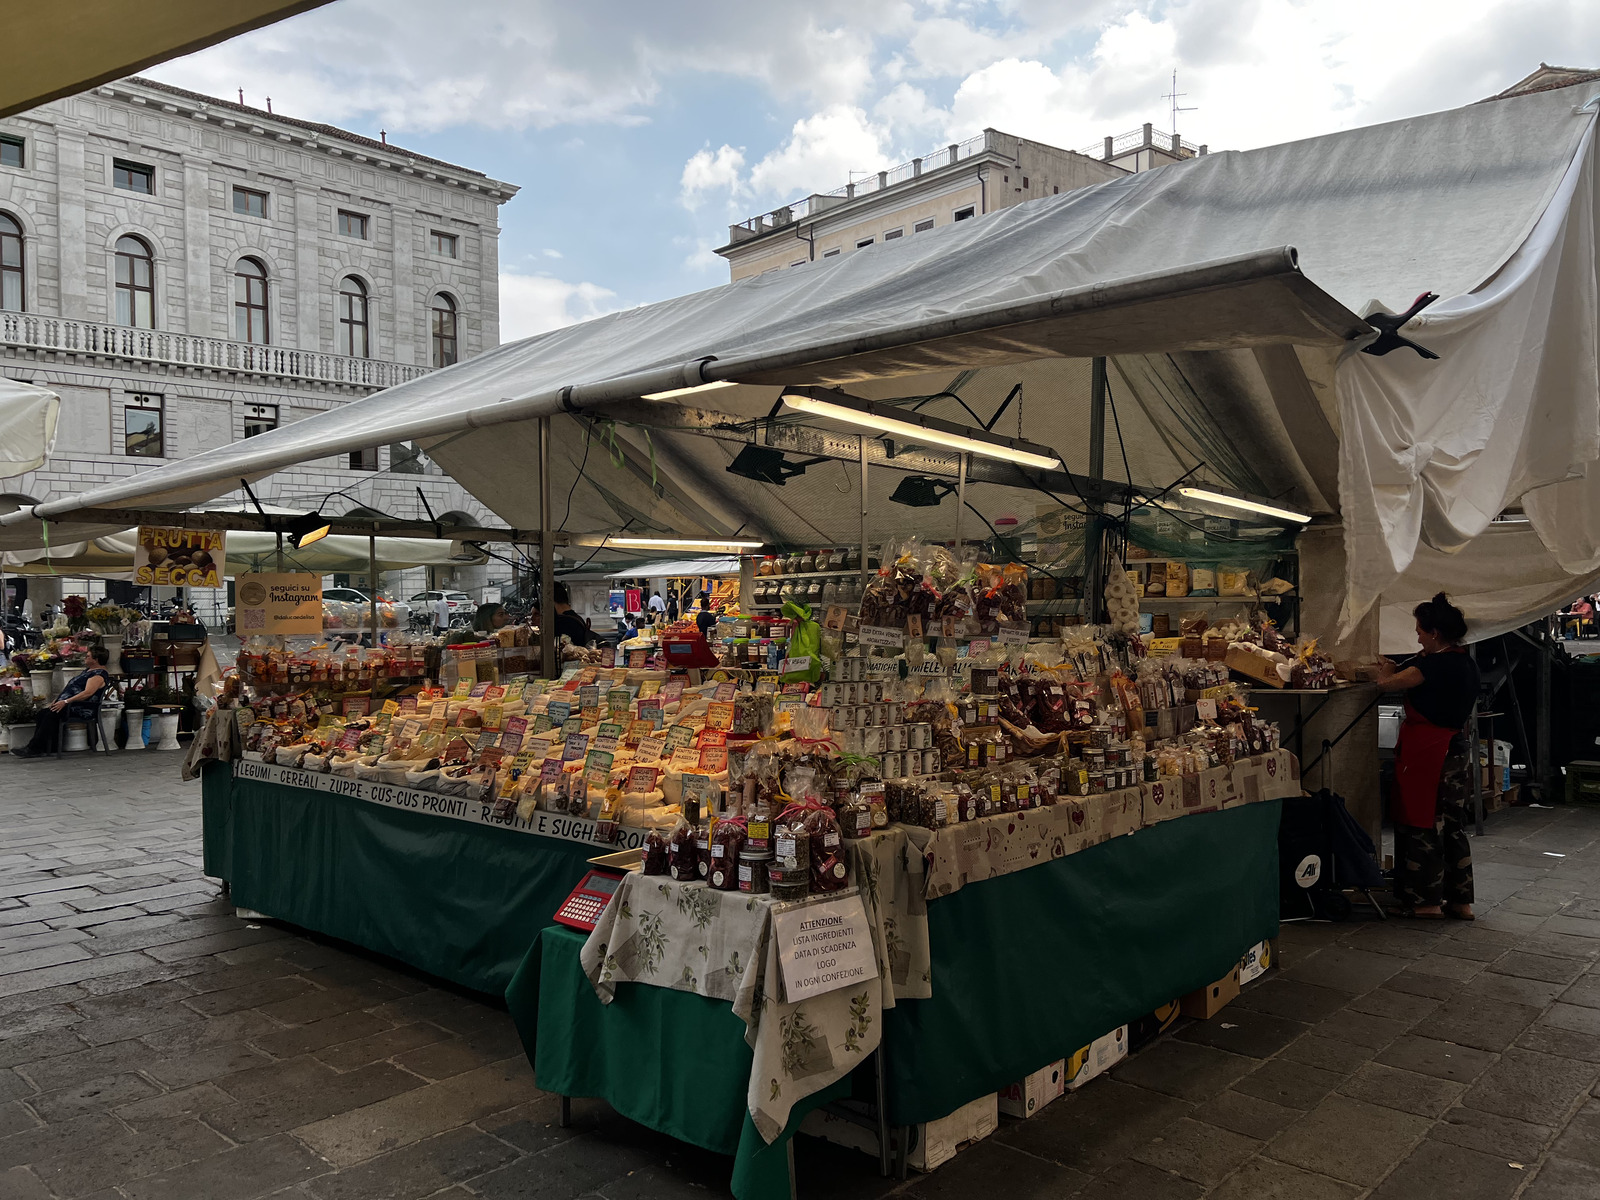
[553,869,626,932]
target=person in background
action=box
[445,602,507,646]
[432,593,451,635]
[13,644,113,758]
[1377,593,1478,921]
[666,590,680,623]
[552,582,594,647]
[695,591,717,638]
[647,591,666,624]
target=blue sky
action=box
[148,0,1600,341]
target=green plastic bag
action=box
[781,600,824,684]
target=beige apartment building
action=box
[717,125,1206,281]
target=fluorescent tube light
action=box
[640,381,739,401]
[606,536,766,550]
[779,388,1063,472]
[1174,486,1311,524]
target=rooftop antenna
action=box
[380,130,387,145]
[1161,69,1197,136]
[266,97,272,114]
[238,88,244,105]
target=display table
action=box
[201,759,627,993]
[510,798,1284,1199]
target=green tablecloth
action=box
[200,761,598,994]
[882,798,1282,1124]
[509,925,851,1200]
[508,799,1282,1199]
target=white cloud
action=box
[542,249,564,259]
[498,272,619,342]
[748,106,893,201]
[680,144,747,209]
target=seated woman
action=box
[445,602,509,647]
[13,645,113,758]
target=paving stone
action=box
[1541,915,1600,941]
[205,1061,425,1142]
[1516,1021,1600,1064]
[182,975,313,1016]
[0,952,175,1000]
[250,1010,395,1059]
[1204,1157,1361,1200]
[1129,1114,1260,1185]
[10,1038,154,1092]
[1367,1136,1528,1200]
[1557,975,1600,1009]
[0,1166,51,1200]
[1373,1035,1495,1084]
[1307,1006,1411,1051]
[118,1132,330,1200]
[1522,1156,1600,1199]
[1383,967,1469,1000]
[1429,1103,1553,1161]
[302,1126,528,1200]
[1277,1033,1374,1075]
[1232,977,1351,1023]
[1492,951,1590,985]
[1233,1058,1347,1110]
[995,1078,1193,1173]
[0,1101,41,1138]
[1412,997,1543,1052]
[312,1022,453,1071]
[294,1057,541,1168]
[1281,947,1409,995]
[1052,1158,1203,1200]
[22,1115,232,1197]
[28,1071,161,1122]
[1345,986,1443,1023]
[257,985,398,1027]
[144,1039,275,1090]
[471,1093,574,1155]
[1542,1002,1600,1037]
[1548,1097,1600,1167]
[1461,1048,1600,1125]
[1457,970,1568,1008]
[215,1053,343,1102]
[0,1026,89,1071]
[1266,1093,1430,1186]
[1192,1088,1302,1140]
[1108,1038,1256,1101]
[0,943,91,977]
[1337,1061,1464,1118]
[114,1082,239,1131]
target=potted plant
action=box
[144,681,184,751]
[0,689,40,753]
[121,683,147,750]
[86,603,130,671]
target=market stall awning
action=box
[604,558,741,580]
[0,528,485,580]
[0,0,336,119]
[7,84,1600,638]
[0,380,60,479]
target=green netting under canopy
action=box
[1123,506,1299,569]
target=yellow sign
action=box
[234,572,322,635]
[133,527,225,588]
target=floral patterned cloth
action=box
[847,828,932,1002]
[581,873,883,1144]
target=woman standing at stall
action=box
[1377,593,1478,920]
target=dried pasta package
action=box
[1189,564,1218,596]
[1166,561,1190,598]
[1218,567,1252,596]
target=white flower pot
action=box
[8,721,34,752]
[0,724,9,751]
[151,709,181,751]
[100,634,123,674]
[123,709,145,750]
[62,723,89,753]
[28,670,52,698]
[51,666,71,697]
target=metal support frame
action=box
[539,416,557,680]
[955,452,967,553]
[859,435,869,589]
[1537,630,1553,802]
[367,535,379,648]
[1084,356,1108,623]
[1469,643,1484,836]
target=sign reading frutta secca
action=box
[134,527,225,588]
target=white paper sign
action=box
[1196,698,1218,720]
[996,624,1030,647]
[772,891,879,1001]
[857,625,906,648]
[781,656,812,674]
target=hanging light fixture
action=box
[725,443,827,486]
[1172,486,1311,525]
[285,511,331,548]
[777,386,1062,472]
[606,536,766,551]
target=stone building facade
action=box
[0,77,520,614]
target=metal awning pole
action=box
[368,535,379,648]
[859,435,869,591]
[1085,356,1108,623]
[275,533,283,573]
[955,452,967,554]
[539,416,557,679]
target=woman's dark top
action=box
[58,668,110,718]
[695,608,717,637]
[554,609,594,647]
[1407,650,1479,730]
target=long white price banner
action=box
[232,759,652,850]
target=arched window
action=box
[114,235,154,328]
[338,276,369,358]
[431,293,457,367]
[0,214,23,312]
[233,257,269,344]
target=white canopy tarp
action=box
[0,379,60,479]
[605,558,741,580]
[8,83,1600,639]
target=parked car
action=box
[409,590,473,623]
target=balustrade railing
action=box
[0,312,430,389]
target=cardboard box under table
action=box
[506,780,1289,1198]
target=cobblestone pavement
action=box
[4,754,1600,1199]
